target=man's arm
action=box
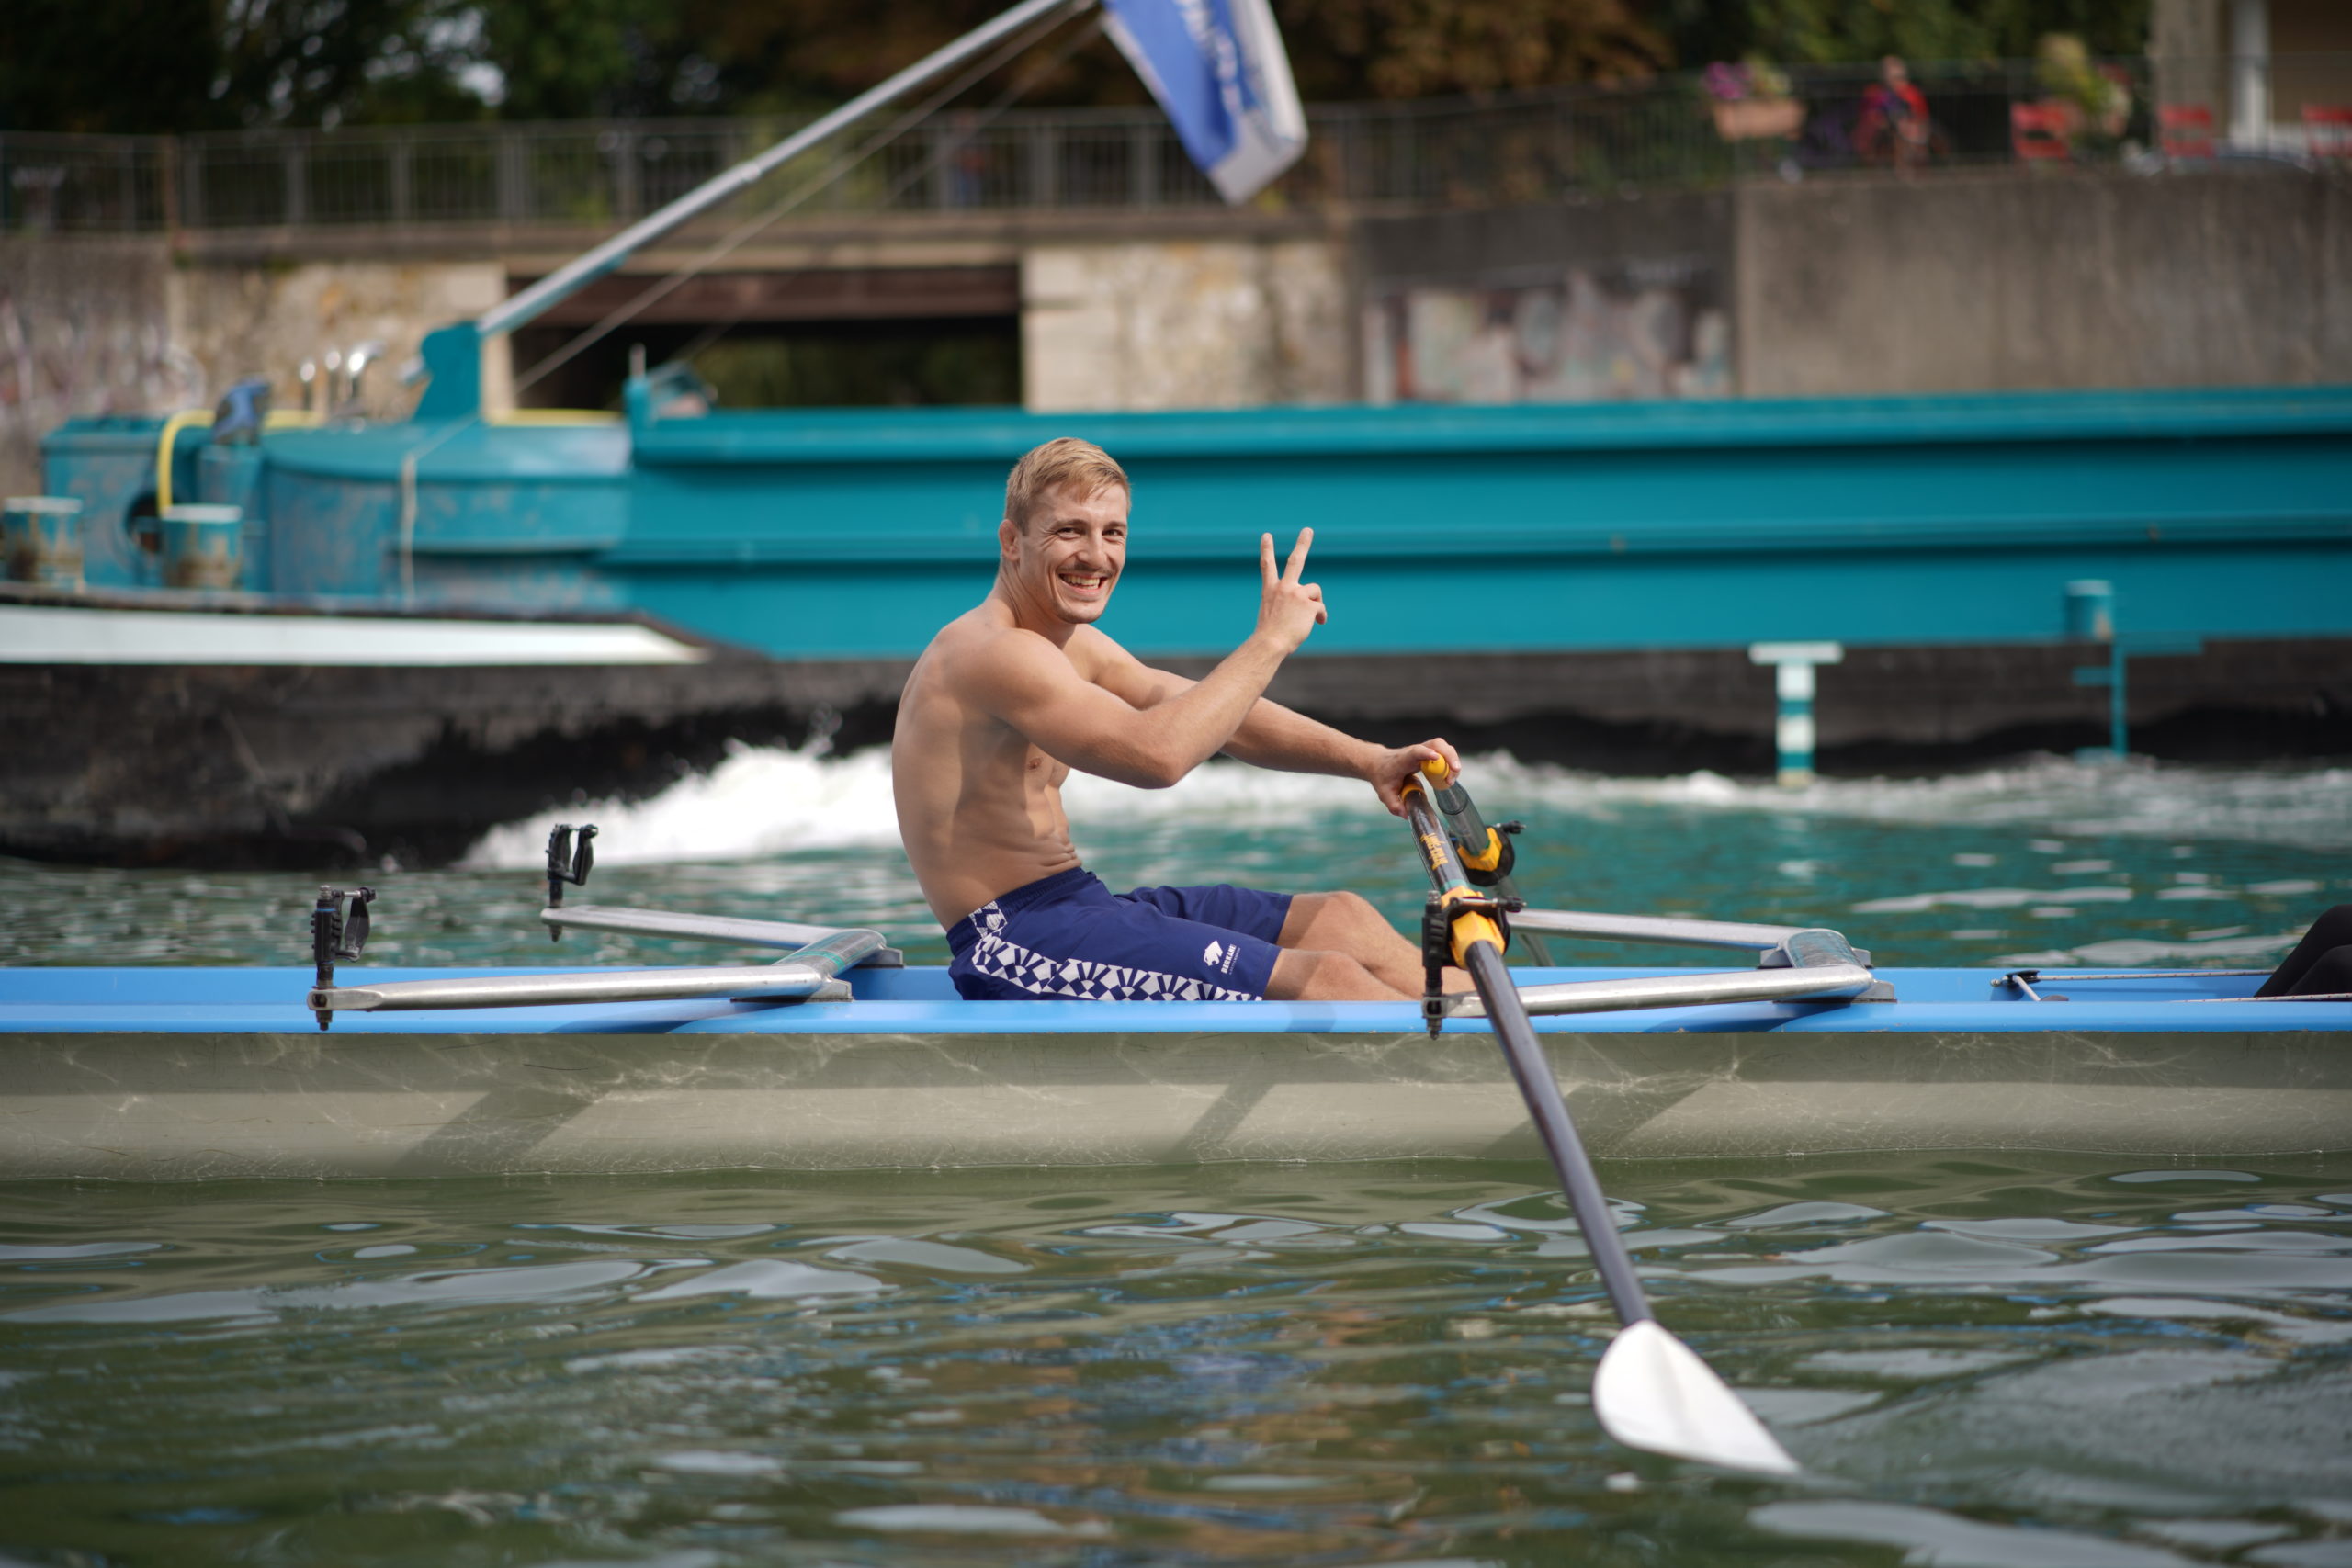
[974,532,1328,789]
[1091,642,1461,818]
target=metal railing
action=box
[5,55,2346,237]
[1,132,175,232]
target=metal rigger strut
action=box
[299,821,899,1021]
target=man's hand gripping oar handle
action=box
[1400,760,1798,1476]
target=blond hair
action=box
[1004,437,1129,534]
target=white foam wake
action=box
[465,743,902,868]
[464,747,2352,867]
[1570,756,2352,849]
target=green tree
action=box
[1,0,2156,135]
[479,0,686,119]
[0,0,497,132]
[645,0,1672,107]
[1279,0,1669,99]
[1,0,223,132]
[1654,0,2150,68]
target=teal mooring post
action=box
[2065,580,2126,759]
[1748,642,1844,788]
[2064,580,2202,760]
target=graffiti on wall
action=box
[0,273,204,496]
[1363,260,1731,405]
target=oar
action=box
[1403,761,1798,1475]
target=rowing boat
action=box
[5,951,2345,1181]
[6,797,2346,1182]
[8,810,2342,1475]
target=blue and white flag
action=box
[1102,0,1307,204]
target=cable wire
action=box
[659,15,1107,376]
[514,5,1100,395]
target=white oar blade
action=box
[1593,1319,1800,1475]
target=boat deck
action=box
[1,964,2335,1036]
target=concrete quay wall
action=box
[1736,169,2352,397]
[4,637,2344,867]
[9,170,2352,497]
[1,244,504,495]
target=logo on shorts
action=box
[1203,939,1235,973]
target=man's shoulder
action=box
[1061,624,1143,677]
[922,609,1070,693]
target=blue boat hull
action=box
[5,964,2346,1179]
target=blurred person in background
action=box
[1857,55,1933,173]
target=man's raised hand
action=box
[1256,529,1329,653]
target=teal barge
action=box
[17,5,2352,863]
[20,379,2352,866]
[40,378,2352,662]
[30,0,2352,671]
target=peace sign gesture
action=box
[1255,529,1328,653]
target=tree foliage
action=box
[1277,0,1669,99]
[2,0,497,132]
[1655,0,2150,69]
[1,0,2152,135]
[3,0,229,133]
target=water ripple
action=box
[1,1155,2348,1564]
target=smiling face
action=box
[997,480,1129,634]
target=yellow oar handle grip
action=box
[1419,758,1453,785]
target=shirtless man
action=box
[892,436,1466,1003]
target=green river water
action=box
[3,750,2349,1566]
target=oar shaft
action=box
[1404,779,1654,1326]
[1463,942,1654,1325]
[1407,780,1795,1474]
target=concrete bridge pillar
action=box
[1022,237,1351,412]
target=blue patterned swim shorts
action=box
[944,867,1294,1001]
